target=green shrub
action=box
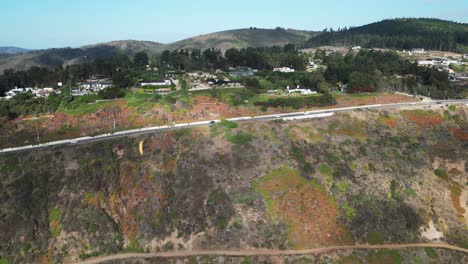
[367,231,384,244]
[336,181,348,192]
[227,132,253,145]
[220,119,238,129]
[434,168,448,180]
[342,203,357,221]
[425,247,438,259]
[448,105,456,112]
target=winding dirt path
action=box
[71,243,468,264]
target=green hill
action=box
[162,27,317,51]
[307,18,468,53]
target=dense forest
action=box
[307,18,468,53]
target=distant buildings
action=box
[274,67,295,73]
[417,57,463,67]
[2,87,57,100]
[463,54,468,60]
[351,46,361,50]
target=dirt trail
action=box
[71,243,468,264]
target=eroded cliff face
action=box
[1,107,467,263]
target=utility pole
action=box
[35,125,40,143]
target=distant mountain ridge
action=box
[0,46,33,55]
[306,18,468,52]
[1,18,468,73]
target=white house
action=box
[274,67,295,73]
[351,46,361,50]
[140,80,171,86]
[32,88,55,98]
[80,80,113,91]
[286,85,317,95]
[417,60,435,66]
[462,54,468,60]
[412,48,425,54]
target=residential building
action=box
[463,54,468,60]
[32,88,55,97]
[80,79,113,91]
[140,80,172,86]
[286,85,317,95]
[417,60,435,66]
[411,48,425,54]
[229,67,256,77]
[274,67,295,73]
[351,46,361,50]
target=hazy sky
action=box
[2,0,468,49]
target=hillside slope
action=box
[0,47,33,55]
[0,40,162,73]
[1,106,467,263]
[307,18,468,53]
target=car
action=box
[209,120,216,125]
[436,101,442,104]
[70,140,78,144]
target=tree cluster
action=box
[308,18,468,53]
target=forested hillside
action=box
[307,18,468,53]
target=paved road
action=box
[71,243,468,264]
[1,99,467,154]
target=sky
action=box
[1,0,468,49]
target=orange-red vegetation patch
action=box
[255,167,354,249]
[377,115,398,128]
[174,95,258,122]
[335,93,416,108]
[451,127,468,140]
[402,110,443,127]
[449,182,466,223]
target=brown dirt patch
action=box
[451,127,468,140]
[335,93,416,108]
[254,167,354,249]
[402,110,443,127]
